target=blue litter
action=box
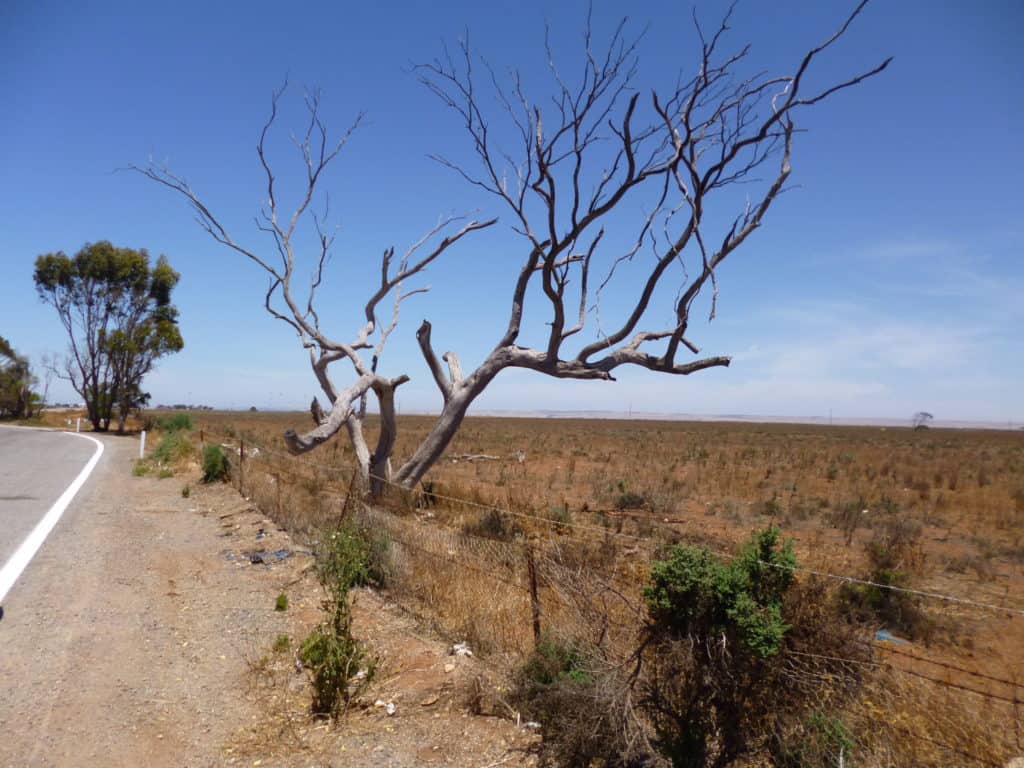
[875,628,910,645]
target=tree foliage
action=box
[33,241,184,432]
[0,336,38,419]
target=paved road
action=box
[0,426,101,594]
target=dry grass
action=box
[189,410,1024,766]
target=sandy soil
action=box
[0,434,537,767]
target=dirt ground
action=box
[0,433,537,767]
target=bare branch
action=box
[416,320,452,402]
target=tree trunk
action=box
[368,382,399,498]
[394,363,499,489]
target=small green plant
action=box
[132,460,149,477]
[181,484,190,498]
[274,592,288,612]
[157,467,174,479]
[520,635,591,686]
[201,444,230,483]
[272,633,291,653]
[774,710,856,767]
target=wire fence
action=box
[197,427,1024,764]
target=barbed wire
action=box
[202,427,1024,618]
[866,640,1023,690]
[199,422,1024,765]
[788,649,1021,706]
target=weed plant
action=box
[201,444,230,483]
[299,521,379,718]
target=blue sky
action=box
[1,0,1021,422]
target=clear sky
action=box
[1,0,1021,423]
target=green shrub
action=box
[641,527,800,766]
[644,526,796,659]
[132,461,149,477]
[181,484,190,498]
[157,412,193,432]
[274,592,288,612]
[272,633,291,653]
[157,467,174,479]
[201,444,230,483]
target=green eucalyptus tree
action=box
[0,336,36,418]
[33,241,184,432]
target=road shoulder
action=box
[0,435,536,767]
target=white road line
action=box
[0,431,104,604]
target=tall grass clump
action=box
[150,430,193,465]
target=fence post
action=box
[200,429,205,448]
[275,472,281,517]
[239,438,245,496]
[526,544,542,648]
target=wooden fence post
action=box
[275,472,282,517]
[527,545,542,648]
[239,439,245,496]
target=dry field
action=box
[189,410,1023,765]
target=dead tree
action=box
[135,2,889,496]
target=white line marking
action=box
[0,431,104,604]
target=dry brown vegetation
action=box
[192,410,1023,766]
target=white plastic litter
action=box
[451,641,473,657]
